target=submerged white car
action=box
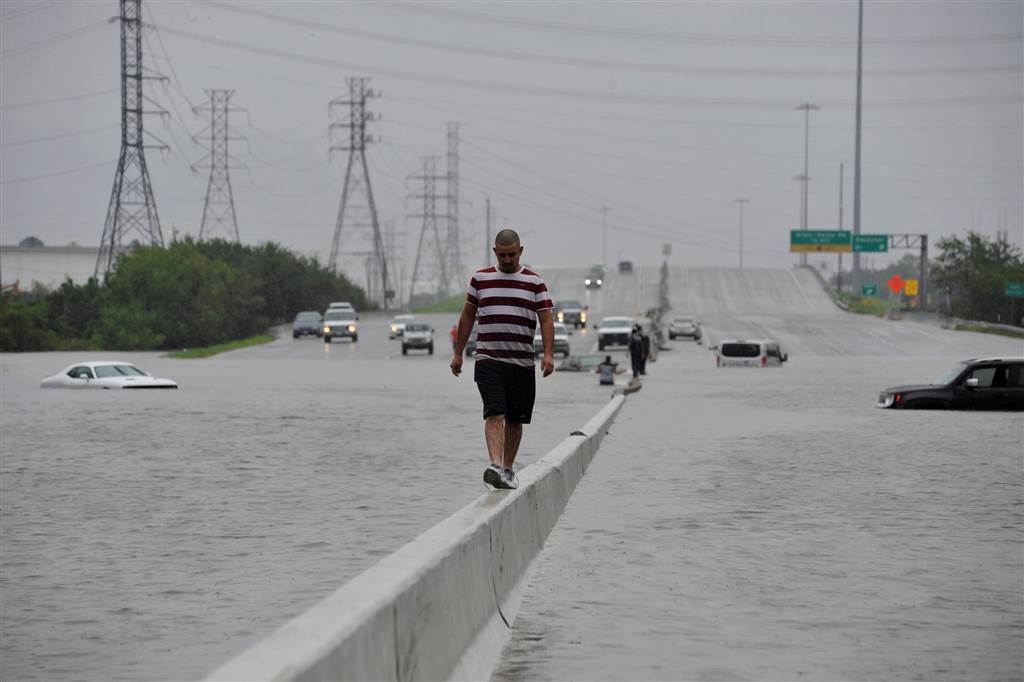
[41,361,178,389]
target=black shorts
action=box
[474,360,536,424]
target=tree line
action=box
[0,238,372,352]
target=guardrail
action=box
[206,395,627,682]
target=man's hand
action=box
[450,352,464,377]
[541,352,555,377]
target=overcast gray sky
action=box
[2,0,1021,285]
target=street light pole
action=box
[795,102,820,267]
[852,0,864,297]
[734,198,749,270]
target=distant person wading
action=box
[450,229,555,490]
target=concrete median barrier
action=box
[206,394,626,682]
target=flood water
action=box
[0,315,609,681]
[493,348,1024,681]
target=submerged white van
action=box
[716,339,788,367]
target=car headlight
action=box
[324,326,331,333]
[597,279,602,285]
[557,312,564,322]
[391,325,398,332]
[580,312,586,321]
[348,325,357,332]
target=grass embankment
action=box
[167,334,274,359]
[412,294,465,314]
[953,324,1024,340]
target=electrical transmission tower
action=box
[329,77,391,310]
[193,89,245,242]
[444,122,462,296]
[96,0,168,280]
[408,156,448,302]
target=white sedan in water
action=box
[40,361,178,389]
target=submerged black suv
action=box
[877,357,1024,411]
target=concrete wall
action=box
[206,394,626,682]
[0,245,103,290]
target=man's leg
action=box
[502,420,523,469]
[484,415,505,467]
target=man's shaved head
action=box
[494,229,520,247]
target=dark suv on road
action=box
[877,357,1024,411]
[555,300,587,328]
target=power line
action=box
[1,124,119,147]
[0,19,108,59]
[203,2,1022,79]
[0,88,118,110]
[1,160,109,186]
[380,2,1023,47]
[0,2,55,21]
[151,24,1023,110]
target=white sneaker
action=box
[502,468,519,490]
[483,464,504,489]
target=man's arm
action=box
[450,301,478,377]
[537,308,555,377]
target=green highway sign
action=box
[853,234,889,252]
[790,230,851,253]
[861,282,878,297]
[1006,282,1024,298]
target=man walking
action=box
[450,229,555,490]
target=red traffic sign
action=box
[887,274,905,294]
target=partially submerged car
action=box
[877,357,1024,410]
[534,321,571,358]
[558,353,605,372]
[41,362,178,389]
[597,316,635,351]
[292,310,322,338]
[716,339,787,367]
[402,323,434,355]
[389,314,415,339]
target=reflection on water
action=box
[0,347,607,681]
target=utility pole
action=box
[795,102,820,268]
[600,206,609,265]
[194,89,244,242]
[734,198,749,270]
[838,162,844,293]
[445,122,462,296]
[852,0,864,297]
[407,156,447,302]
[329,77,391,310]
[96,0,167,280]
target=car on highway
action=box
[555,300,587,328]
[41,361,178,389]
[584,264,606,290]
[618,260,633,274]
[596,316,635,351]
[668,315,701,341]
[292,310,323,338]
[877,357,1024,410]
[534,321,571,358]
[389,314,415,339]
[401,323,434,355]
[323,309,358,343]
[716,339,787,367]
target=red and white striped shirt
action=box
[466,266,553,367]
